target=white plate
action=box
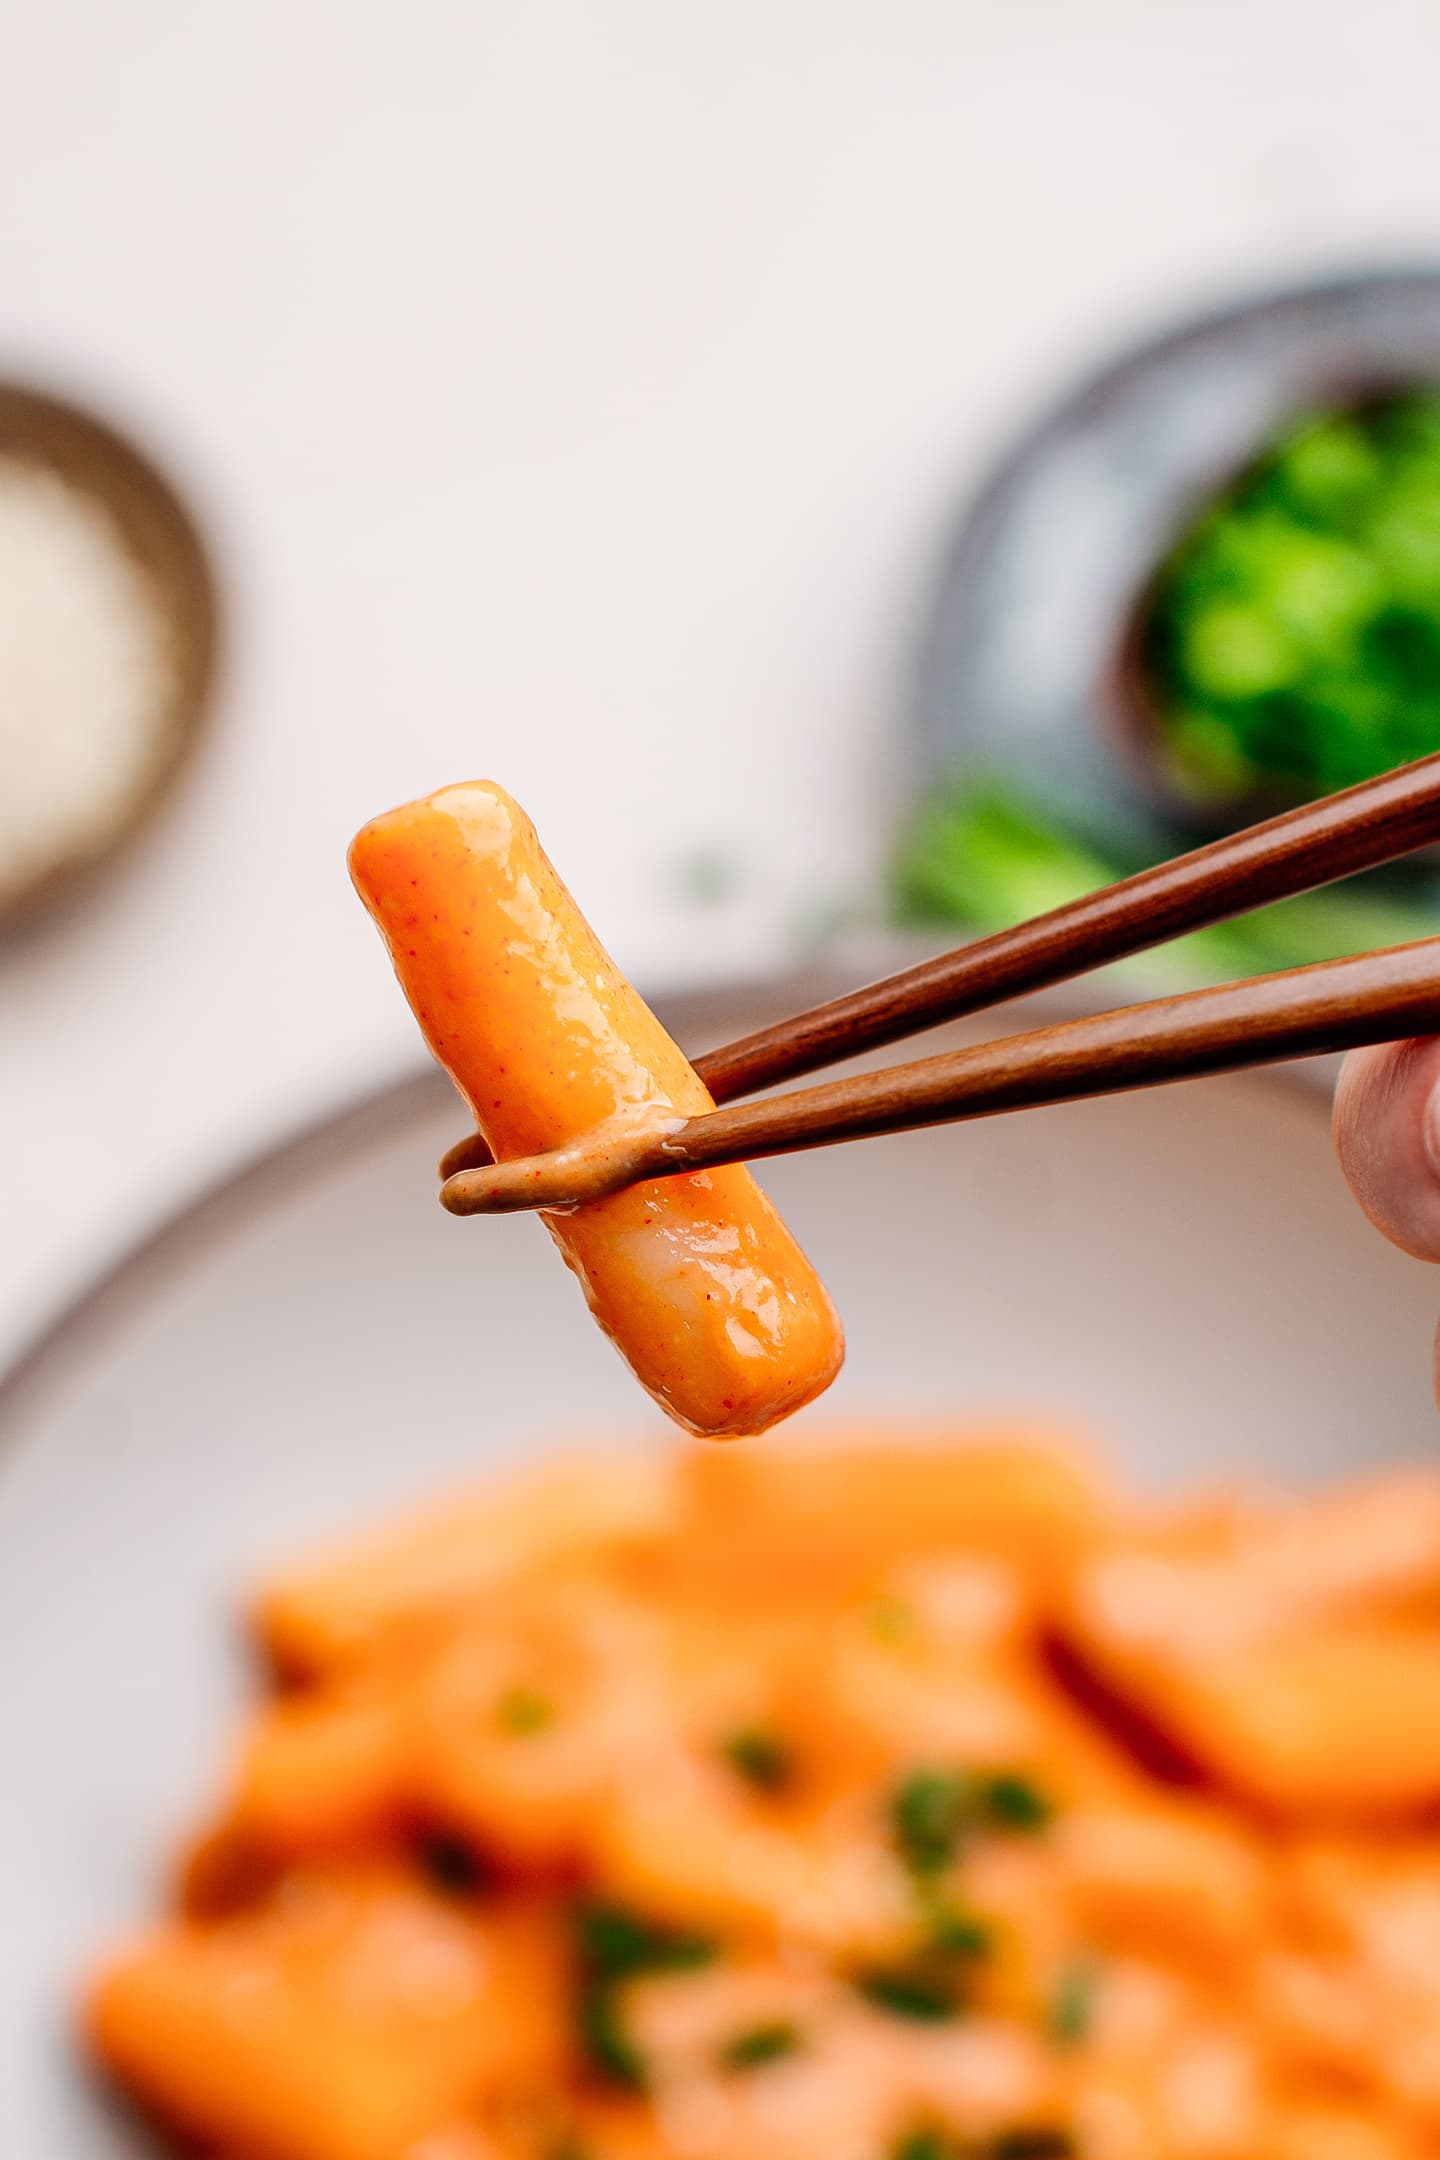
[1,977,1435,2151]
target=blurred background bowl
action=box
[897,270,1440,984]
[916,267,1440,812]
[0,380,219,934]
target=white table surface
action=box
[3,0,1439,1369]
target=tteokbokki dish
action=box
[86,1424,1440,2160]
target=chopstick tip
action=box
[439,1113,691,1217]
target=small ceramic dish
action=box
[0,380,219,933]
[914,266,1440,839]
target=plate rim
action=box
[0,964,1334,1457]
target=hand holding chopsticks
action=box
[440,753,1440,1219]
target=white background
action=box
[3,0,1440,1365]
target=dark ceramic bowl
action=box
[0,380,220,933]
[914,267,1440,844]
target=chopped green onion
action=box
[575,1982,646,2089]
[1140,391,1440,810]
[890,1767,1053,1876]
[719,2019,803,2071]
[981,1773,1052,1834]
[495,1684,555,1735]
[890,1770,980,1874]
[890,2126,1075,2160]
[570,1902,717,2090]
[1046,1960,1099,2047]
[853,1960,961,2022]
[923,1901,993,1960]
[891,772,1440,989]
[722,1727,795,1793]
[574,1900,716,1983]
[890,2130,957,2160]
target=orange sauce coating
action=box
[84,1427,1440,2160]
[348,782,843,1438]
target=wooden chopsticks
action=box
[691,749,1440,1099]
[444,937,1440,1213]
[440,752,1440,1218]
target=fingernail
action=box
[1423,1082,1440,1183]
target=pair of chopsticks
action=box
[439,753,1440,1216]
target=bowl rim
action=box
[0,376,222,935]
[0,959,1334,1462]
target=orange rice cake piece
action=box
[86,1864,565,2160]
